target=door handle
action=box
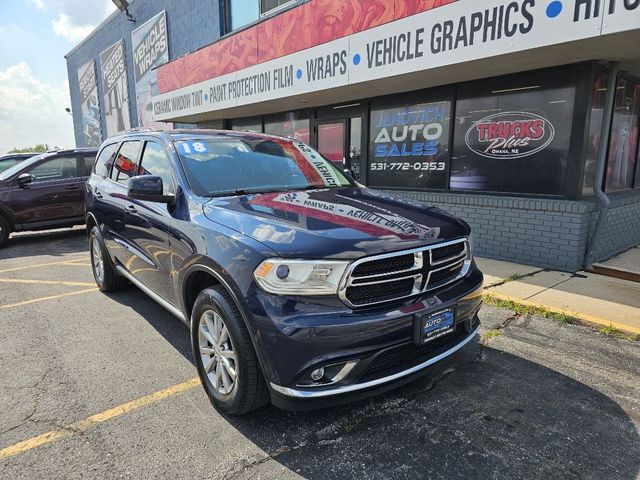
[65,185,81,190]
[126,204,138,214]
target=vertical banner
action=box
[131,11,171,129]
[100,39,131,137]
[77,60,102,147]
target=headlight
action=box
[467,234,475,259]
[254,259,349,295]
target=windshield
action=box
[0,158,26,174]
[175,135,353,197]
[0,154,45,181]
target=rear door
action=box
[99,141,142,265]
[122,139,178,302]
[12,155,84,225]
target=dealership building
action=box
[66,0,640,272]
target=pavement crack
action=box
[485,269,545,288]
[221,446,291,480]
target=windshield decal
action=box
[292,141,343,187]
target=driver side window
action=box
[28,156,78,182]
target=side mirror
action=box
[17,173,34,187]
[127,175,175,204]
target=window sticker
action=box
[179,141,209,155]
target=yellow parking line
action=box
[0,377,201,460]
[0,288,98,309]
[0,278,95,287]
[0,258,90,274]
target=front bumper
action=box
[246,264,483,410]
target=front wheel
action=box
[191,286,269,415]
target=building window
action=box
[227,0,259,31]
[368,96,452,189]
[230,117,263,133]
[261,0,295,16]
[604,76,640,192]
[226,0,295,32]
[583,70,609,196]
[264,111,310,144]
[451,71,576,195]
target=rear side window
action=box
[139,141,175,196]
[110,141,141,185]
[95,143,118,177]
[28,156,78,182]
[83,155,96,176]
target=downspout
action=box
[584,62,618,269]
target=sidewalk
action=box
[476,257,640,337]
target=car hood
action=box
[202,187,469,259]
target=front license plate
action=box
[419,308,455,344]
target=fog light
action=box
[310,367,325,381]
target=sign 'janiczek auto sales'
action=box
[152,0,640,121]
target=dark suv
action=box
[0,148,98,247]
[86,130,483,415]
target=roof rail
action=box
[121,127,158,134]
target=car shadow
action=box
[0,227,88,260]
[105,288,640,479]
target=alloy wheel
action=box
[91,238,104,285]
[198,310,238,395]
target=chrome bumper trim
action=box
[270,324,480,399]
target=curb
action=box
[483,290,640,337]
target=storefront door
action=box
[315,115,364,181]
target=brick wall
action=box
[65,0,223,147]
[388,190,599,272]
[590,190,640,262]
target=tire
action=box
[89,226,128,292]
[191,286,269,415]
[0,215,9,248]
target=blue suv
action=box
[85,129,483,415]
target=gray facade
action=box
[65,0,223,147]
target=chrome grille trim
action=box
[338,238,471,308]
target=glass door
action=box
[315,116,364,181]
[317,120,346,166]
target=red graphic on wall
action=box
[157,0,459,95]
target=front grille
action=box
[429,260,465,286]
[352,254,415,277]
[340,239,469,308]
[345,278,415,306]
[431,242,465,264]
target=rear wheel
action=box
[191,286,269,415]
[0,215,9,248]
[89,227,128,292]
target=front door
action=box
[12,155,84,225]
[314,107,366,182]
[123,139,177,304]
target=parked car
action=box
[86,130,483,415]
[0,153,38,174]
[0,148,98,247]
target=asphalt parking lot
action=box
[0,228,639,479]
